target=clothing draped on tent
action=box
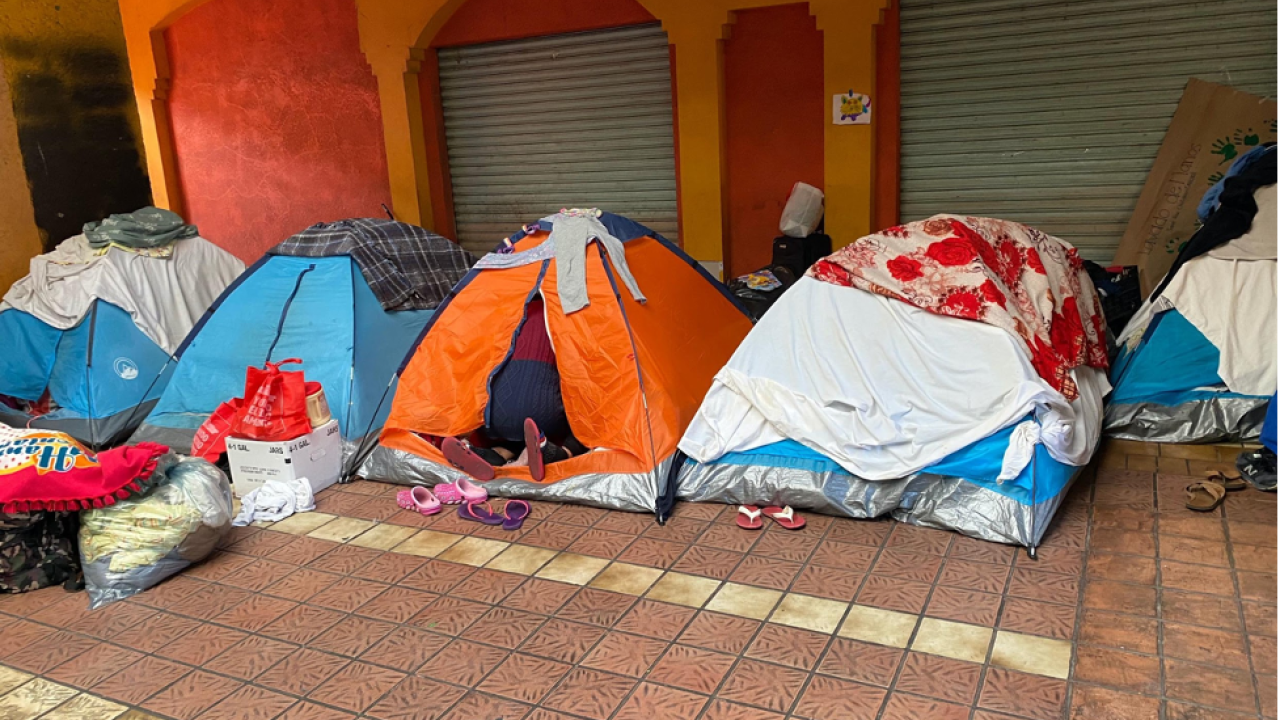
[271,218,475,311]
[2,234,245,355]
[83,206,198,250]
[1153,145,1276,298]
[678,276,1109,482]
[808,215,1108,400]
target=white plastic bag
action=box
[80,457,233,609]
[779,182,825,238]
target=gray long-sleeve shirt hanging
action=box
[542,210,646,314]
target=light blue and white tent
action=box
[0,302,174,447]
[130,220,474,473]
[1106,307,1273,442]
[0,235,243,447]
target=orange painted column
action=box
[118,0,203,215]
[356,0,462,229]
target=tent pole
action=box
[85,303,100,449]
[1027,449,1038,560]
[596,245,665,522]
[342,377,396,482]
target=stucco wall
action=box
[165,0,392,260]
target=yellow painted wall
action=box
[119,0,886,264]
[0,55,41,295]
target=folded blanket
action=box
[0,426,169,513]
[808,215,1109,400]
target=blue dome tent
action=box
[0,302,174,447]
[130,219,474,474]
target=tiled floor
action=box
[0,439,1274,720]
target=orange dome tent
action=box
[359,212,753,517]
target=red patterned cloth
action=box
[0,427,168,513]
[807,215,1109,400]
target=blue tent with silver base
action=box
[0,301,173,448]
[677,415,1086,554]
[1105,309,1270,442]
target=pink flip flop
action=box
[524,418,545,482]
[736,505,764,530]
[434,477,488,505]
[442,437,496,482]
[502,500,531,531]
[396,486,442,516]
[762,505,805,530]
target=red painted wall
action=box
[431,0,655,47]
[723,4,825,278]
[422,0,660,240]
[166,0,391,262]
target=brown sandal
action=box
[1185,481,1227,512]
[1204,471,1247,491]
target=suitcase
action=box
[772,232,832,278]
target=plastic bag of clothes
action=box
[79,456,233,609]
[0,510,79,593]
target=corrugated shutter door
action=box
[899,0,1277,261]
[438,24,678,256]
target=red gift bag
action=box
[190,397,243,462]
[230,358,311,442]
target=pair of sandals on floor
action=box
[397,478,531,531]
[1185,470,1250,512]
[443,417,569,483]
[736,504,805,530]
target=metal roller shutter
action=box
[437,24,678,256]
[899,0,1277,261]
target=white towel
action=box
[232,477,316,526]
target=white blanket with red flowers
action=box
[807,215,1109,400]
[678,277,1110,481]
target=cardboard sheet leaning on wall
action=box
[1114,79,1277,295]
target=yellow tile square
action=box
[706,582,782,620]
[0,667,32,696]
[486,544,559,575]
[770,593,848,634]
[645,572,721,608]
[0,679,78,720]
[837,605,918,648]
[535,553,609,585]
[911,618,993,663]
[270,512,336,535]
[990,631,1072,679]
[307,516,375,543]
[589,563,663,596]
[43,693,127,720]
[348,523,419,550]
[392,529,461,557]
[437,536,510,567]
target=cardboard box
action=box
[1114,79,1277,295]
[226,420,341,497]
